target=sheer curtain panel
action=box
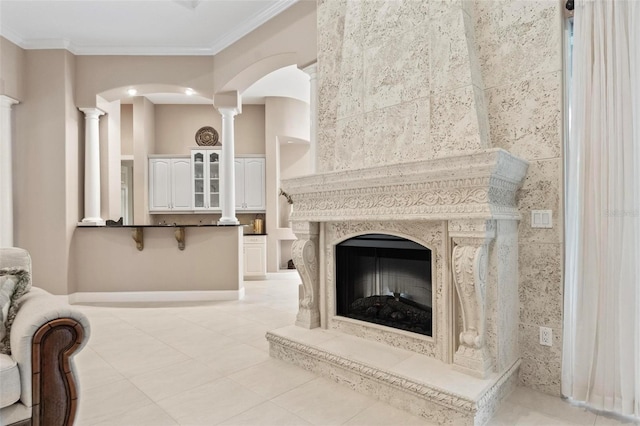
[563,0,640,417]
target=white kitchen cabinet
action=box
[191,148,222,211]
[149,157,192,212]
[243,235,267,279]
[235,157,266,212]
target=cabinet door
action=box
[208,151,221,210]
[149,159,171,211]
[244,239,266,277]
[171,159,192,210]
[235,159,245,209]
[243,158,266,210]
[192,151,206,210]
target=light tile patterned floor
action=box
[74,273,637,426]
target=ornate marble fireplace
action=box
[267,148,528,425]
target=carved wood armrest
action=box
[30,318,85,426]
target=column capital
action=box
[292,220,319,237]
[0,95,19,108]
[302,63,317,79]
[218,107,239,117]
[448,219,496,247]
[78,107,105,119]
[214,91,242,114]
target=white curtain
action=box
[563,0,640,417]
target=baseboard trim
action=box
[67,288,245,304]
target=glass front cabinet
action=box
[191,148,222,211]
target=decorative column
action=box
[79,108,105,225]
[449,220,495,378]
[303,63,317,173]
[292,221,320,328]
[218,107,239,225]
[0,96,19,247]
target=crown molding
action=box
[68,44,216,56]
[209,0,299,55]
[0,26,27,49]
[1,32,213,55]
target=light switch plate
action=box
[531,210,553,228]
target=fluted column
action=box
[218,107,239,225]
[0,96,19,247]
[79,108,105,225]
[303,63,317,173]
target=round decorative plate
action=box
[195,126,220,146]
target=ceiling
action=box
[0,0,310,105]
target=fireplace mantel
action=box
[281,148,528,223]
[270,148,529,424]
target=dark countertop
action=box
[78,224,243,228]
[113,224,242,228]
[79,224,267,235]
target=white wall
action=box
[265,96,310,272]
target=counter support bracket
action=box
[132,227,144,251]
[175,227,185,250]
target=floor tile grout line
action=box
[75,377,157,425]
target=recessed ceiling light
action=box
[127,88,137,96]
[185,88,195,96]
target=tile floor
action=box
[74,273,638,426]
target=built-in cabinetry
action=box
[148,149,266,214]
[235,157,266,212]
[243,235,267,280]
[191,148,222,212]
[148,156,192,211]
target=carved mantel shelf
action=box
[281,148,528,223]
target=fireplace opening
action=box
[335,234,432,337]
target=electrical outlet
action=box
[539,326,553,346]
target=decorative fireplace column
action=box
[292,221,320,329]
[449,220,495,378]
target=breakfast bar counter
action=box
[95,223,245,251]
[71,224,245,303]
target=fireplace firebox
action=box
[335,234,432,336]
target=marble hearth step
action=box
[266,326,519,426]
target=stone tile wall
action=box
[317,0,564,396]
[477,0,563,395]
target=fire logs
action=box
[348,295,432,336]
